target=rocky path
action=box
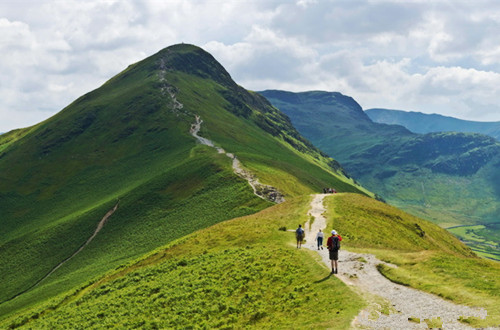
[190,115,284,203]
[304,194,488,329]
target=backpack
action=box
[329,236,340,250]
[296,227,304,238]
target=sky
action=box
[2,0,500,132]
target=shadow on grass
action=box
[313,273,333,284]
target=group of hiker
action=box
[322,188,337,194]
[295,225,342,274]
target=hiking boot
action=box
[335,269,338,274]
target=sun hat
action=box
[331,230,337,235]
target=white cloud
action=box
[1,0,500,131]
[296,0,318,9]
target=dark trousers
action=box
[317,237,323,248]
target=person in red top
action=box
[326,230,342,274]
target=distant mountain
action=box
[260,90,500,260]
[366,108,500,141]
[0,45,367,316]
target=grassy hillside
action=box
[260,90,500,260]
[0,45,367,318]
[366,108,500,141]
[0,196,366,329]
[324,194,500,328]
[3,193,499,328]
[326,194,500,327]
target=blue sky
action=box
[1,0,500,132]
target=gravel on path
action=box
[304,194,488,329]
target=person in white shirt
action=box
[315,229,324,250]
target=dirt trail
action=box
[44,203,119,279]
[3,203,119,304]
[304,194,487,329]
[190,115,284,203]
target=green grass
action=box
[261,90,500,261]
[448,224,500,260]
[1,196,366,329]
[324,193,500,328]
[0,146,270,317]
[0,126,37,153]
[3,193,500,328]
[0,44,368,320]
[168,71,370,198]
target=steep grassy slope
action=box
[3,194,499,328]
[367,108,500,141]
[0,196,366,329]
[0,45,367,317]
[260,90,500,260]
[0,126,37,154]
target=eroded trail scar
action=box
[44,203,119,279]
[304,194,487,329]
[190,115,284,203]
[2,202,119,304]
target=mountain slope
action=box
[0,45,368,317]
[3,194,499,328]
[366,108,500,141]
[260,90,500,260]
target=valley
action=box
[1,44,499,328]
[448,222,500,260]
[260,90,500,261]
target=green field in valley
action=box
[448,223,500,261]
[1,44,499,329]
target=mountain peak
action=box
[154,43,235,88]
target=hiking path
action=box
[190,115,284,203]
[303,194,487,329]
[2,202,119,304]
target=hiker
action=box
[327,230,342,274]
[296,224,305,249]
[315,229,324,250]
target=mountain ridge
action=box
[1,45,499,328]
[366,108,500,141]
[260,89,500,261]
[0,44,367,316]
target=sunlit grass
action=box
[2,196,366,329]
[325,193,500,327]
